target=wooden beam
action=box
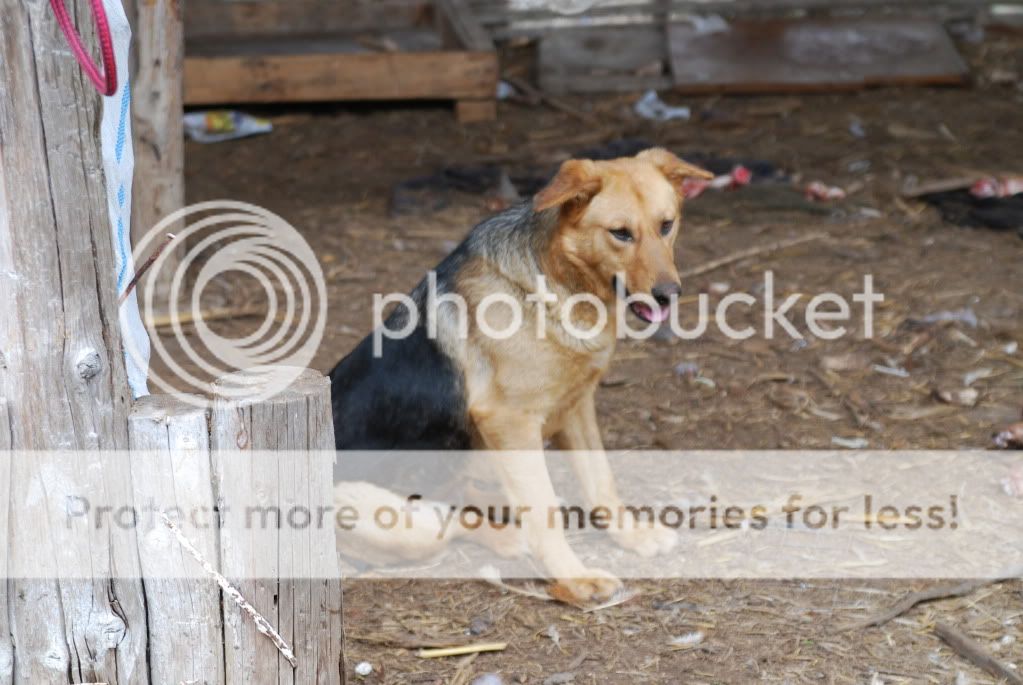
[184,48,497,105]
[127,0,185,300]
[128,395,225,685]
[0,0,152,681]
[210,368,343,683]
[187,0,432,39]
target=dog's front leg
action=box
[554,392,678,557]
[471,407,622,605]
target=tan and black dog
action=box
[330,148,712,605]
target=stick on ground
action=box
[844,567,1023,631]
[934,622,1023,685]
[679,232,827,279]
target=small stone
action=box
[354,661,373,677]
[471,675,504,685]
[469,616,492,636]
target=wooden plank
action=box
[184,49,497,104]
[471,0,1000,25]
[668,17,969,93]
[0,400,10,685]
[0,1,148,682]
[539,25,668,94]
[127,0,185,300]
[187,0,432,39]
[128,395,225,685]
[210,368,342,684]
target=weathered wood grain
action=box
[0,399,11,685]
[186,0,431,39]
[184,48,497,105]
[128,395,225,685]
[210,368,342,684]
[127,0,185,299]
[0,1,147,681]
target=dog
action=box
[330,148,713,605]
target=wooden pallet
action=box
[184,0,498,122]
[668,17,969,93]
[469,0,1003,40]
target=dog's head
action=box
[534,148,713,323]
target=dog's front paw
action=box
[611,521,678,557]
[550,569,623,607]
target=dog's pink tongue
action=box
[634,303,671,323]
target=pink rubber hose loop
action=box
[48,0,118,96]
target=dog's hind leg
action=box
[333,481,525,567]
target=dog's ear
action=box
[637,148,714,195]
[533,159,603,212]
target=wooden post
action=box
[0,399,11,685]
[437,0,498,122]
[0,1,148,682]
[128,395,226,684]
[210,368,344,684]
[127,0,185,300]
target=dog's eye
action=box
[660,220,674,236]
[609,228,633,243]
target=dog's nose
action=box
[651,281,682,306]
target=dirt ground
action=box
[173,31,1023,685]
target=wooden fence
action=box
[0,0,344,681]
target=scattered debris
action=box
[469,616,493,636]
[848,118,867,139]
[971,176,1023,199]
[993,422,1023,449]
[820,353,870,372]
[1004,341,1019,355]
[673,361,700,378]
[933,387,980,407]
[544,624,561,648]
[682,165,752,199]
[634,90,691,122]
[872,364,910,378]
[918,308,979,328]
[964,367,994,387]
[845,570,1023,631]
[669,631,705,649]
[805,181,847,202]
[391,165,509,215]
[919,188,1023,236]
[831,436,869,449]
[481,565,555,602]
[354,661,374,677]
[183,110,272,143]
[418,642,508,659]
